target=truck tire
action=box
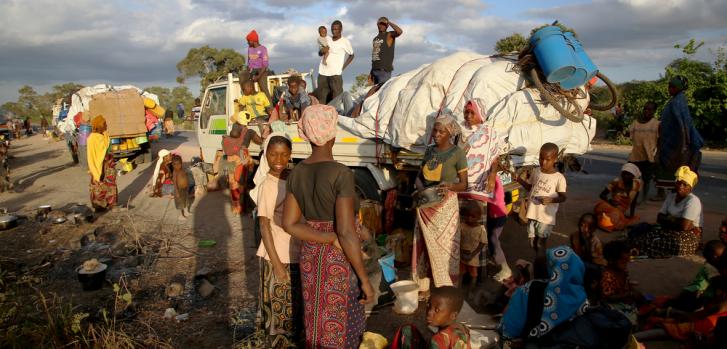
[352,168,381,202]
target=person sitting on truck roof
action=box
[240,30,271,100]
[235,80,271,126]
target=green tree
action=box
[49,82,84,102]
[350,73,371,93]
[619,39,727,146]
[171,86,195,114]
[143,86,195,114]
[176,45,246,92]
[495,33,528,54]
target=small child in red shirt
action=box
[427,286,471,349]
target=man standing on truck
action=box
[242,30,271,100]
[316,20,354,104]
[370,17,402,85]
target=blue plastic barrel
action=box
[530,26,577,83]
[378,253,397,284]
[77,123,91,146]
[560,32,598,90]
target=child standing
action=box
[317,26,329,66]
[236,80,271,125]
[459,200,487,285]
[516,143,567,256]
[486,159,512,282]
[171,155,193,218]
[163,110,175,137]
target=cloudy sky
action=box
[1,0,725,104]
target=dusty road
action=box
[2,132,726,347]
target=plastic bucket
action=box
[559,32,598,90]
[378,253,397,284]
[77,123,91,146]
[530,26,577,83]
[559,66,587,90]
[391,280,419,314]
[565,32,598,81]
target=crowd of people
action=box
[49,17,722,348]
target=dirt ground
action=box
[1,132,724,348]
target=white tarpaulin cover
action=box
[338,52,596,165]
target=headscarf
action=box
[298,104,338,146]
[675,165,698,187]
[91,115,107,133]
[621,163,642,180]
[464,99,485,127]
[151,149,171,189]
[433,113,461,140]
[500,246,589,339]
[86,134,110,182]
[246,30,259,43]
[669,76,688,91]
[250,132,290,204]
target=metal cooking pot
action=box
[0,214,18,230]
[412,187,444,208]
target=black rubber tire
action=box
[588,72,619,111]
[352,168,381,202]
[530,68,584,123]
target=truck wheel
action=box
[352,168,381,202]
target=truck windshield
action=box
[200,87,226,129]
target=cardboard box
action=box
[88,89,146,138]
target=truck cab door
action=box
[197,86,228,162]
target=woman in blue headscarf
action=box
[500,246,590,340]
[655,76,704,196]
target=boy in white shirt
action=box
[516,143,567,256]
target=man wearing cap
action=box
[316,20,354,104]
[371,17,402,85]
[242,30,271,100]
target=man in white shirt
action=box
[316,20,354,104]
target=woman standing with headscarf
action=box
[281,104,374,348]
[86,115,117,211]
[593,163,643,232]
[459,99,513,281]
[655,76,704,197]
[629,166,703,258]
[412,113,469,288]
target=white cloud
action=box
[0,0,725,104]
